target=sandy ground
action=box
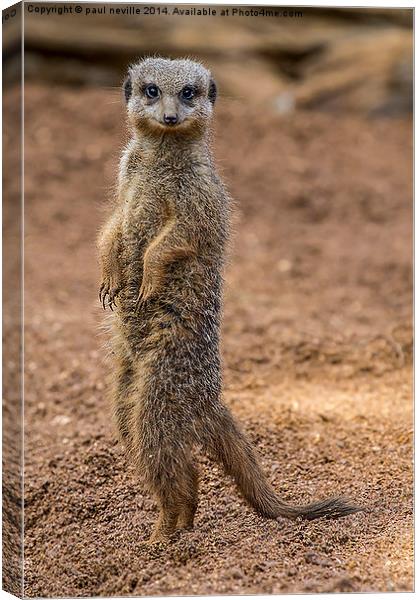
[16,84,413,596]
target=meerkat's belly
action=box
[118,172,224,349]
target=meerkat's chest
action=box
[120,176,178,246]
[125,167,208,214]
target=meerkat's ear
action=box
[123,74,132,103]
[208,79,217,104]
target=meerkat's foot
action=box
[147,508,179,543]
[147,524,180,545]
[177,505,197,530]
[146,531,173,545]
[176,517,195,531]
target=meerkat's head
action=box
[123,57,217,138]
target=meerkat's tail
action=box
[205,407,362,521]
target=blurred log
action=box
[293,29,413,115]
[304,8,413,27]
[22,9,413,116]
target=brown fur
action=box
[98,57,361,543]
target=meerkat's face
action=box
[123,58,217,137]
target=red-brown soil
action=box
[18,84,412,596]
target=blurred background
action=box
[4,4,413,116]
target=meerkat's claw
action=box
[102,291,109,310]
[99,282,109,309]
[99,284,105,303]
[109,287,121,306]
[108,288,119,311]
[99,281,121,311]
[135,282,153,313]
[134,296,144,314]
[109,294,119,310]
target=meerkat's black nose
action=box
[163,114,179,126]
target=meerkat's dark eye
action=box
[144,84,160,99]
[180,86,196,101]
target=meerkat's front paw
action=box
[135,278,157,313]
[99,279,121,311]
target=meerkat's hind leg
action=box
[176,461,199,530]
[148,464,199,542]
[110,333,136,451]
[148,503,180,544]
[145,451,199,543]
[113,392,135,452]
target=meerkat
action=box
[97,57,361,543]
